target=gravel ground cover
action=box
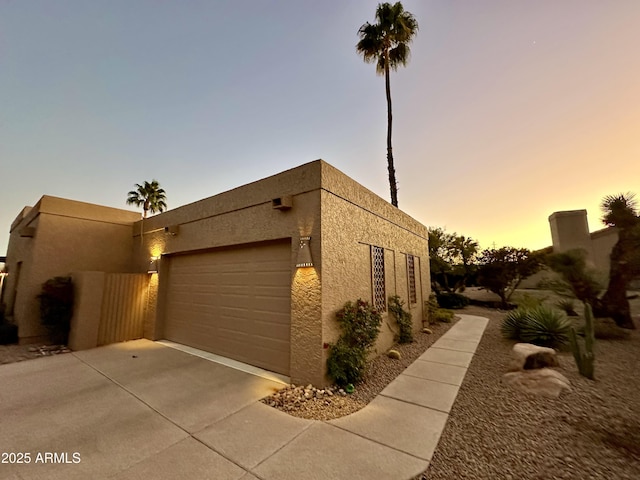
[0,343,70,364]
[260,319,457,420]
[421,305,640,480]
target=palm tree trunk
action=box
[384,55,398,208]
[598,239,636,329]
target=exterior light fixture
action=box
[296,236,313,268]
[148,256,159,274]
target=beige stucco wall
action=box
[68,271,106,351]
[319,162,430,382]
[135,160,430,386]
[590,227,618,275]
[547,209,619,283]
[549,210,593,257]
[135,162,325,385]
[4,196,140,342]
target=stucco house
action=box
[3,160,430,386]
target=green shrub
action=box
[426,295,439,325]
[327,300,382,386]
[388,295,413,343]
[433,309,454,323]
[519,305,571,348]
[326,339,367,386]
[38,276,74,345]
[501,309,530,340]
[436,292,469,309]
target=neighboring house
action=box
[3,160,430,386]
[521,209,618,289]
[4,197,141,341]
[548,209,618,274]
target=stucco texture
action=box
[4,196,139,341]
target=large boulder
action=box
[502,368,571,398]
[510,343,558,371]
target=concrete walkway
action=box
[0,314,488,480]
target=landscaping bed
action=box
[420,305,640,480]
[0,343,70,364]
[260,318,457,421]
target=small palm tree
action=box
[126,180,167,218]
[357,2,418,207]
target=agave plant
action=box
[501,309,529,340]
[519,305,571,348]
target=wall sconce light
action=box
[296,236,313,268]
[148,256,159,274]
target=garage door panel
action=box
[164,241,292,375]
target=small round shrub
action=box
[436,293,469,309]
[519,305,571,348]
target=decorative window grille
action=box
[407,254,417,304]
[371,245,386,312]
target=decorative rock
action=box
[387,349,401,360]
[523,351,559,370]
[510,343,558,371]
[502,368,571,398]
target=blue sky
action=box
[2,0,639,257]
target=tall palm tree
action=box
[126,180,167,218]
[357,2,418,207]
[597,192,639,329]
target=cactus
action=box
[568,303,595,379]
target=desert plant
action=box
[544,248,603,306]
[501,308,530,340]
[568,303,595,379]
[519,305,571,348]
[388,295,413,343]
[327,300,382,386]
[436,292,469,309]
[38,276,74,345]
[556,298,579,316]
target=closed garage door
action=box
[164,240,291,375]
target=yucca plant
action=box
[519,305,571,348]
[501,309,530,340]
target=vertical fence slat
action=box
[97,273,149,346]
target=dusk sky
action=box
[2,0,639,258]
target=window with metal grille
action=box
[371,245,386,312]
[407,254,417,304]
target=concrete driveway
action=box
[1,315,490,480]
[0,339,287,480]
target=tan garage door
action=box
[164,240,291,375]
